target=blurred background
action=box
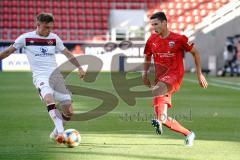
[0,0,240,75]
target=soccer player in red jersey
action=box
[142,12,208,146]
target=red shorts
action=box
[153,74,182,108]
[156,73,182,94]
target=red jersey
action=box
[144,32,193,89]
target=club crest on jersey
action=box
[48,40,54,45]
[169,41,175,48]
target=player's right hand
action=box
[142,71,151,88]
[197,73,208,89]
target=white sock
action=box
[55,109,66,126]
[52,127,58,135]
[49,109,64,134]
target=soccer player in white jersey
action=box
[0,13,85,144]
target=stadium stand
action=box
[0,0,229,42]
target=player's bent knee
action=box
[152,83,168,96]
[61,101,73,121]
[43,94,55,105]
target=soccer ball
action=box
[63,129,81,148]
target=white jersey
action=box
[13,31,65,79]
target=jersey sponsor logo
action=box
[26,38,56,46]
[35,47,54,57]
[155,52,175,58]
[168,41,175,48]
[40,47,48,54]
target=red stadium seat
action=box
[77,23,86,29]
[11,21,18,28]
[54,23,61,29]
[69,22,77,29]
[69,1,75,8]
[85,2,92,8]
[77,30,85,36]
[52,1,60,8]
[69,15,76,22]
[77,16,85,22]
[116,4,127,9]
[28,1,35,8]
[85,15,93,22]
[102,22,108,30]
[102,15,108,22]
[69,9,77,15]
[1,29,10,40]
[27,21,35,29]
[77,9,85,15]
[2,0,9,7]
[53,8,60,15]
[94,15,102,22]
[93,2,99,8]
[36,1,45,8]
[60,1,68,8]
[61,15,68,22]
[2,14,9,21]
[19,29,27,35]
[101,9,109,15]
[11,0,18,7]
[60,8,68,15]
[100,2,109,9]
[86,23,94,29]
[11,14,18,21]
[2,7,10,14]
[93,8,99,15]
[76,1,84,8]
[10,29,18,39]
[28,8,35,15]
[11,7,18,14]
[70,30,77,40]
[20,21,27,29]
[61,23,68,29]
[44,1,51,7]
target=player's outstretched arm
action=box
[190,47,208,89]
[62,48,85,79]
[142,55,152,88]
[0,45,16,60]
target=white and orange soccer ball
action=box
[63,129,81,148]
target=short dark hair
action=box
[36,13,54,23]
[150,12,167,22]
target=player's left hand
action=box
[78,67,85,79]
[197,73,208,89]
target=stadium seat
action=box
[28,1,35,8]
[11,21,18,28]
[52,1,60,8]
[69,1,75,8]
[69,22,77,29]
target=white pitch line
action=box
[209,79,240,86]
[184,78,240,91]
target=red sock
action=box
[153,96,170,120]
[164,117,191,136]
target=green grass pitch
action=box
[0,72,239,160]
